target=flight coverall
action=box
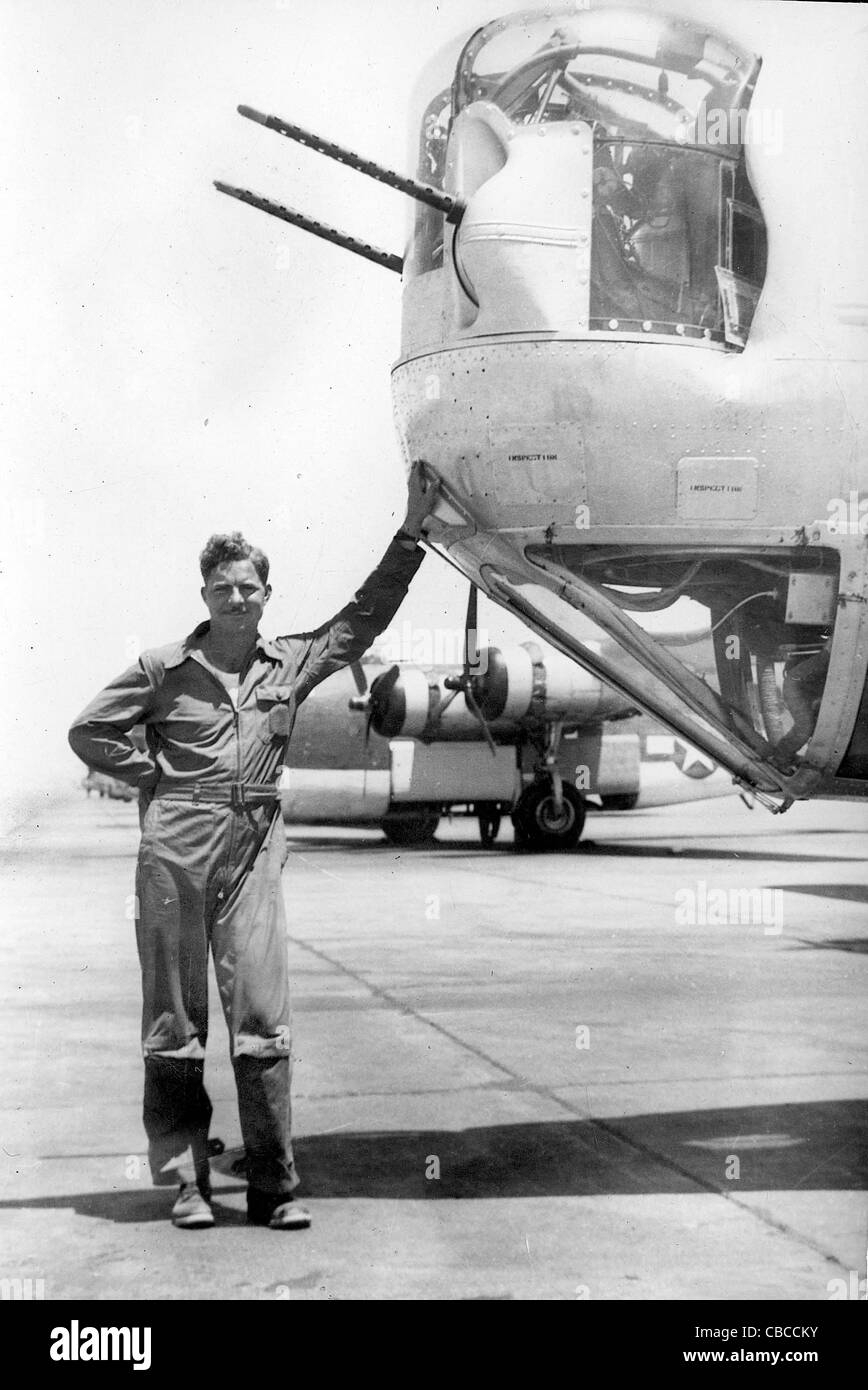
[69,537,423,1197]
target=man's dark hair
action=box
[199,532,270,586]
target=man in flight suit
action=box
[69,467,437,1230]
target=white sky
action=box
[1,0,509,818]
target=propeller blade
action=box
[350,661,368,695]
[464,687,498,757]
[464,585,480,675]
[430,687,460,722]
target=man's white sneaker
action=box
[171,1182,214,1229]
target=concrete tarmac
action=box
[1,791,866,1301]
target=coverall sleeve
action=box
[68,659,159,789]
[290,538,424,701]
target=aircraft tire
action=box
[381,811,440,846]
[511,781,585,851]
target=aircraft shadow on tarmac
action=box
[792,937,868,955]
[7,1100,865,1221]
[472,843,862,864]
[778,884,868,904]
[291,1099,867,1200]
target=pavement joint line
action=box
[366,855,711,910]
[283,842,672,910]
[287,932,517,1084]
[786,1140,863,1193]
[434,857,853,912]
[4,1064,866,1117]
[286,930,858,1273]
[298,1070,868,1095]
[284,846,346,882]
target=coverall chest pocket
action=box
[255,684,296,744]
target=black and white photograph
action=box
[2,0,866,1331]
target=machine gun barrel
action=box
[238,105,464,223]
[213,182,403,274]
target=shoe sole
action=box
[172,1213,215,1229]
[246,1210,312,1230]
[269,1212,311,1230]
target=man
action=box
[69,466,438,1231]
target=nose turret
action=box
[447,105,594,336]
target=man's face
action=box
[201,559,271,638]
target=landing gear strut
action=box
[476,803,502,847]
[511,720,586,850]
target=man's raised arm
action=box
[290,463,439,699]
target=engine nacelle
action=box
[368,643,629,740]
[477,643,625,725]
[368,665,491,741]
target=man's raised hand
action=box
[400,460,443,542]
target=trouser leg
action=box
[232,1054,295,1194]
[211,808,298,1195]
[135,802,219,1187]
[143,1058,213,1191]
